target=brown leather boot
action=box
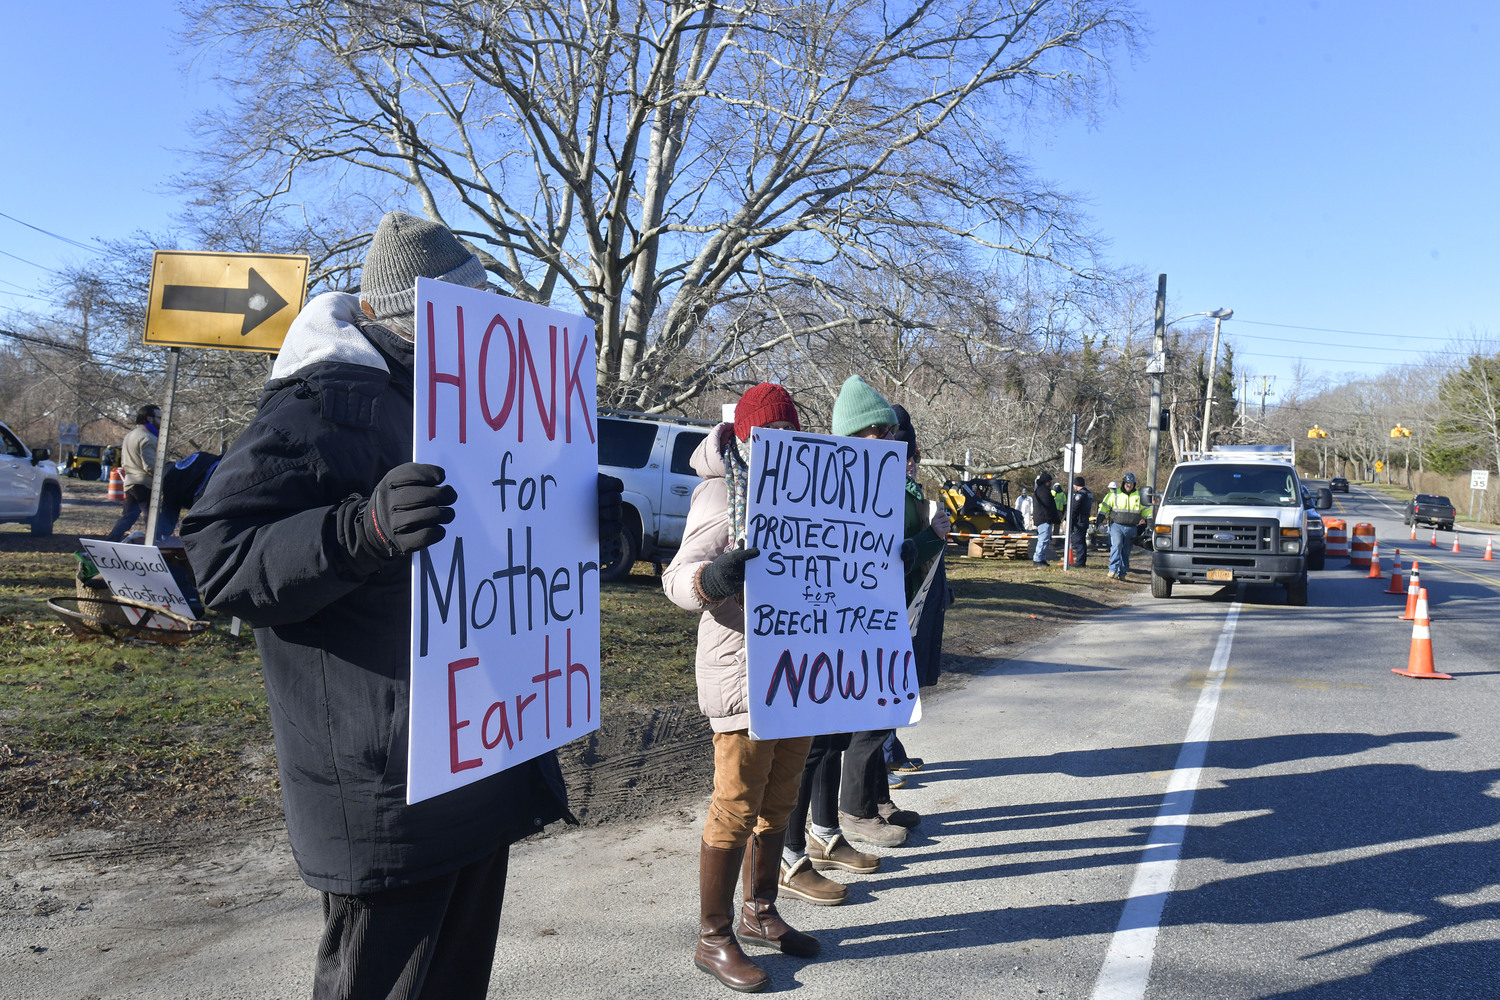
[738,830,821,958]
[695,842,769,992]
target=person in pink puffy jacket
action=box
[662,382,816,993]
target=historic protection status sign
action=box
[743,427,921,740]
[407,277,601,804]
[143,250,309,352]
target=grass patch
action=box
[2,484,1133,834]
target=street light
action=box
[1199,308,1233,454]
[1147,304,1235,491]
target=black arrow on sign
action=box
[160,267,289,336]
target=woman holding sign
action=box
[663,383,820,993]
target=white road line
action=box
[1089,599,1243,1000]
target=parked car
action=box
[1329,477,1349,493]
[0,419,62,536]
[1404,494,1456,531]
[598,410,714,581]
[1300,487,1329,571]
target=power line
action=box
[1235,319,1464,343]
[1233,330,1481,358]
[1234,349,1436,371]
[0,211,100,253]
[0,248,61,273]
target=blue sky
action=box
[2,1,1496,405]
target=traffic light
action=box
[1159,408,1171,431]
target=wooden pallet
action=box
[963,530,1036,560]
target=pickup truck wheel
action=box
[599,515,641,583]
[1150,571,1173,599]
[1284,573,1308,606]
[1442,521,1455,532]
[30,485,60,537]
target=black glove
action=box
[358,462,457,558]
[899,538,917,571]
[598,474,624,539]
[699,545,759,602]
[598,473,625,568]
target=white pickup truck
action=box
[598,410,715,581]
[1149,446,1323,605]
[0,419,62,536]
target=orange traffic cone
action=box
[1393,588,1451,679]
[1429,527,1438,547]
[1367,540,1382,579]
[1409,522,1417,541]
[1485,537,1494,561]
[107,466,125,503]
[1451,534,1461,554]
[1385,550,1405,594]
[1400,563,1421,620]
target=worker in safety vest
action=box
[1098,472,1144,580]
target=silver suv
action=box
[598,410,714,581]
[0,420,62,536]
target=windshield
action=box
[1161,465,1299,507]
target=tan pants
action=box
[702,732,813,849]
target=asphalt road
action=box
[6,485,1497,998]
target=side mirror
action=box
[31,446,50,464]
[1316,487,1333,510]
[1138,486,1154,505]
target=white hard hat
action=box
[1108,481,1118,489]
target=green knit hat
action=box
[832,375,897,436]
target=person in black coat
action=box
[1031,471,1061,566]
[1068,475,1094,567]
[183,212,622,1000]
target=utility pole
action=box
[1258,375,1276,420]
[1198,308,1233,454]
[1240,372,1248,434]
[1146,274,1167,494]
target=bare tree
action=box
[185,0,1140,408]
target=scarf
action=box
[722,431,752,549]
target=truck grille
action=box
[1179,520,1276,552]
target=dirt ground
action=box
[1,484,1144,979]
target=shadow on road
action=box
[927,731,1454,781]
[822,738,1499,996]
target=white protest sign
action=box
[79,539,196,629]
[408,278,601,804]
[744,427,921,740]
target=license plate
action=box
[1206,568,1234,582]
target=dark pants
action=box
[786,732,851,853]
[314,844,510,1000]
[841,729,893,818]
[107,484,151,542]
[1069,524,1089,566]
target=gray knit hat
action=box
[360,211,486,320]
[831,375,897,436]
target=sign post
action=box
[1471,469,1490,523]
[140,251,309,542]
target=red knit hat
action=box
[734,383,800,441]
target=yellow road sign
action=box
[1375,461,1385,472]
[144,251,309,353]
